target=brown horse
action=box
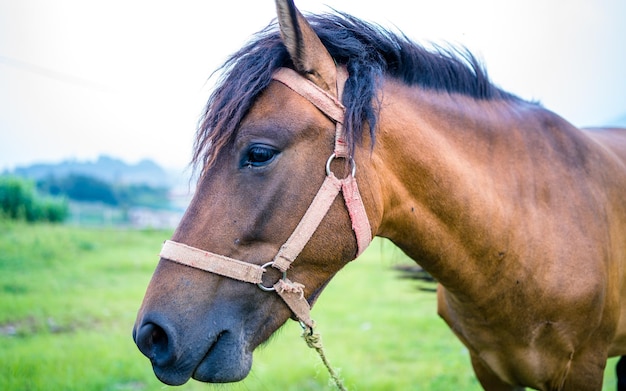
[133,0,626,389]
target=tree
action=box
[0,177,68,222]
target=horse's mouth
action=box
[191,329,253,383]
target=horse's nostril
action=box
[135,321,173,366]
[151,326,167,346]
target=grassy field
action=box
[0,220,619,390]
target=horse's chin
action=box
[152,365,191,386]
[191,345,253,383]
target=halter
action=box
[159,67,372,330]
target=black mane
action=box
[193,12,519,170]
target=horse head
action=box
[133,0,380,384]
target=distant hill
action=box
[12,155,172,187]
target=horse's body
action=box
[133,1,626,389]
[380,78,626,388]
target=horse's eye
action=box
[243,145,278,168]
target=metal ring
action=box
[299,321,315,334]
[325,153,356,178]
[257,261,287,292]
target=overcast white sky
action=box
[1,0,625,172]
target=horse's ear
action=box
[275,0,337,96]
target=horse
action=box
[133,0,626,389]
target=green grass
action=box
[0,220,619,390]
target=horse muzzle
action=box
[133,310,253,385]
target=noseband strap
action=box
[160,240,265,284]
[159,67,372,329]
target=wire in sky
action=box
[0,54,111,92]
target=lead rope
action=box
[276,278,347,390]
[301,325,347,391]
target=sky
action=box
[1,0,625,172]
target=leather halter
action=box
[159,67,372,329]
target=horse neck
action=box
[368,78,546,294]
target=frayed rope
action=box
[302,327,347,391]
[276,279,306,299]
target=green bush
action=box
[0,177,68,223]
